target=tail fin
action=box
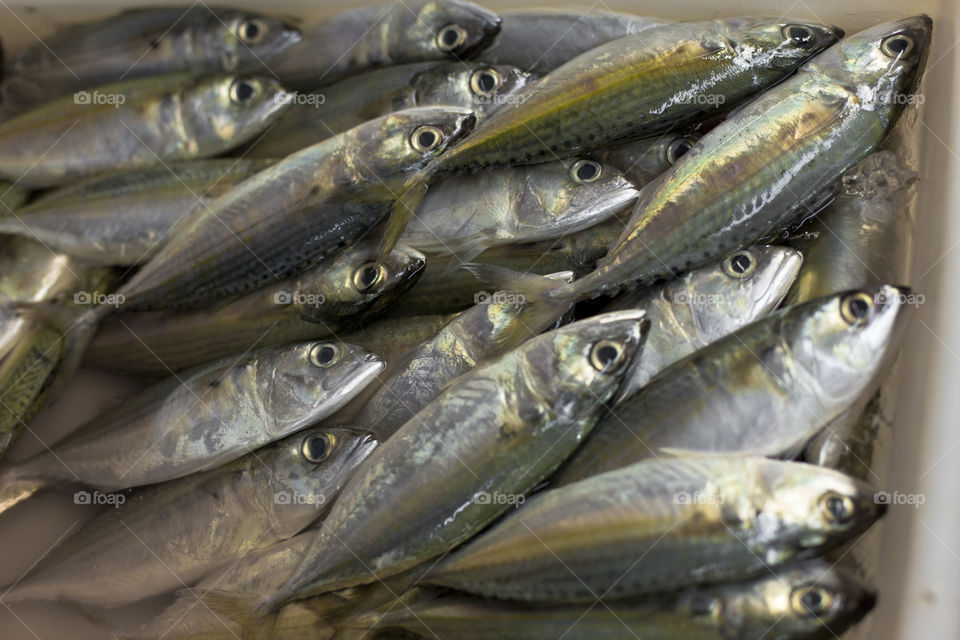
[464,264,576,308]
[377,171,430,265]
[199,589,278,640]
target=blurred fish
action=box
[1,425,379,606]
[0,73,290,187]
[272,0,501,89]
[553,285,913,486]
[0,181,29,211]
[0,159,274,265]
[340,314,459,363]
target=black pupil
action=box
[887,37,909,54]
[244,21,259,39]
[789,26,813,44]
[235,81,254,101]
[360,265,379,287]
[418,130,437,148]
[477,72,496,92]
[596,344,618,366]
[442,28,460,47]
[577,162,599,181]
[317,346,335,364]
[671,141,691,160]
[731,254,752,274]
[849,298,870,318]
[307,435,329,460]
[801,590,823,611]
[826,496,847,519]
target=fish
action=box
[399,158,638,261]
[272,0,502,90]
[476,9,670,73]
[0,425,379,606]
[106,106,474,312]
[551,285,913,487]
[420,456,885,602]
[497,17,931,305]
[0,73,290,187]
[84,239,425,374]
[0,159,275,265]
[0,181,29,211]
[379,17,843,260]
[606,245,803,401]
[259,310,649,611]
[0,340,382,513]
[588,131,701,187]
[1,8,300,112]
[244,62,534,158]
[338,313,459,363]
[334,272,574,440]
[337,561,876,640]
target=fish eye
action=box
[309,343,342,368]
[436,24,468,52]
[819,492,855,524]
[410,125,444,153]
[783,24,816,48]
[229,78,260,104]
[723,250,757,278]
[589,339,625,372]
[571,160,602,183]
[353,262,387,292]
[666,137,693,164]
[881,34,914,58]
[840,292,874,326]
[301,432,335,463]
[237,19,266,45]
[790,585,835,616]
[470,68,502,98]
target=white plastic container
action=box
[0,2,955,638]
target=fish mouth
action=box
[757,248,803,305]
[455,8,502,58]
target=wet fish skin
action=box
[273,0,502,89]
[338,314,458,363]
[2,8,300,110]
[245,62,533,158]
[340,561,874,640]
[477,9,670,73]
[261,310,649,611]
[562,16,931,301]
[0,73,290,188]
[85,240,425,374]
[0,159,275,265]
[553,284,913,486]
[1,340,382,499]
[400,159,638,259]
[1,425,379,606]
[588,132,701,187]
[380,17,842,259]
[607,245,803,401]
[422,456,884,602]
[112,106,473,311]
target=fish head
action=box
[720,17,843,72]
[784,285,914,407]
[703,562,876,639]
[804,16,931,117]
[521,160,638,230]
[758,461,885,554]
[262,425,380,525]
[525,310,649,409]
[389,0,501,61]
[669,245,802,344]
[297,238,426,321]
[186,74,291,147]
[353,106,476,175]
[255,341,384,438]
[215,11,302,71]
[605,134,700,185]
[412,63,534,120]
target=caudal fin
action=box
[377,172,429,265]
[464,264,576,308]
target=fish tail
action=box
[465,263,577,309]
[0,465,45,515]
[200,589,278,640]
[377,169,430,265]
